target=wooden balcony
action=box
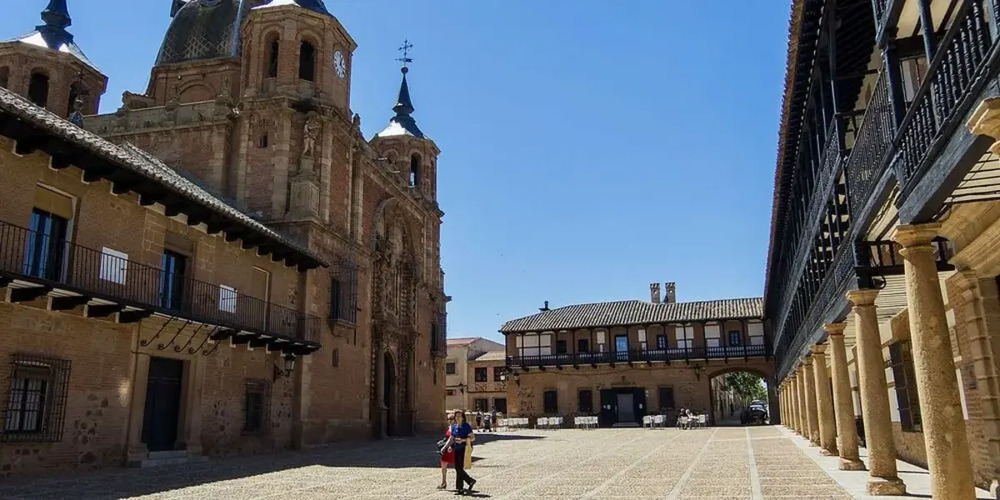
[507,344,769,369]
[0,220,321,355]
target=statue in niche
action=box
[302,113,321,160]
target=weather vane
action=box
[396,39,414,71]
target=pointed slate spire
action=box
[393,67,415,117]
[376,40,425,139]
[41,0,72,29]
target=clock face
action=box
[333,50,347,79]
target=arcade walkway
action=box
[0,427,982,499]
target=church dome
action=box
[155,0,331,66]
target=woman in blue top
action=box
[441,410,476,494]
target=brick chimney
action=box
[665,282,677,303]
[649,283,661,304]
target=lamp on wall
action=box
[691,364,705,381]
[457,382,465,394]
[274,353,297,381]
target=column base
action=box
[838,458,866,471]
[820,447,838,456]
[866,476,906,496]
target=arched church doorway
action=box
[707,368,773,426]
[383,352,398,436]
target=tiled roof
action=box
[473,351,507,362]
[500,298,764,333]
[0,87,327,268]
[447,337,480,346]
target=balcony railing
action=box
[896,0,994,188]
[845,64,895,213]
[507,344,769,368]
[0,221,320,349]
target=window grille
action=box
[493,366,507,382]
[1,353,71,442]
[474,368,487,382]
[578,390,593,413]
[889,341,921,432]
[543,390,558,414]
[329,258,358,324]
[242,379,271,434]
[445,362,456,375]
[659,387,675,411]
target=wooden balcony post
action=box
[916,0,935,60]
[881,33,907,128]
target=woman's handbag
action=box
[464,444,473,469]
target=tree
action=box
[724,372,767,403]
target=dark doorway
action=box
[142,358,184,452]
[599,387,645,427]
[493,397,507,414]
[383,353,396,436]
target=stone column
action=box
[796,366,809,438]
[803,357,820,445]
[825,322,865,470]
[790,373,801,433]
[847,289,906,495]
[893,224,976,499]
[811,344,838,456]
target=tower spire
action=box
[41,0,72,30]
[376,39,424,139]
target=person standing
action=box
[442,410,477,495]
[438,415,455,489]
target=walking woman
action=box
[441,410,476,495]
[438,415,455,489]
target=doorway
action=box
[141,358,184,452]
[616,393,635,422]
[383,352,397,436]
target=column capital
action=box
[823,322,847,336]
[810,344,827,355]
[846,288,879,306]
[967,97,1000,154]
[802,356,813,366]
[892,223,942,249]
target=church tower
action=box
[0,0,107,118]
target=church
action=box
[0,0,447,476]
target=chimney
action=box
[665,282,677,303]
[649,283,661,304]
[539,300,550,312]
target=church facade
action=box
[0,0,446,476]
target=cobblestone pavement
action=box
[0,427,852,499]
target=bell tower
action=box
[0,0,107,118]
[370,42,441,203]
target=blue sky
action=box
[2,1,790,343]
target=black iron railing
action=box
[896,0,993,188]
[845,64,895,213]
[507,344,769,367]
[0,221,320,344]
[856,237,955,276]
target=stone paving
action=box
[0,427,853,499]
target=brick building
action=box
[0,0,447,477]
[500,283,773,427]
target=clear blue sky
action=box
[2,1,790,344]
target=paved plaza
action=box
[0,427,891,499]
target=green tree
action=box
[724,372,767,402]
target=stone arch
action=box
[298,35,319,81]
[705,364,776,426]
[28,68,50,108]
[382,350,398,436]
[409,153,421,188]
[263,30,281,79]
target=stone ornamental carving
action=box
[302,113,321,160]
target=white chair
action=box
[654,415,665,428]
[642,415,653,428]
[697,415,707,428]
[677,415,689,430]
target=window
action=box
[656,335,667,350]
[474,398,488,412]
[266,37,279,78]
[28,72,49,107]
[409,154,421,188]
[677,325,695,349]
[638,329,647,350]
[516,333,551,357]
[97,247,128,285]
[446,389,455,396]
[331,348,339,367]
[596,330,606,352]
[67,82,84,118]
[258,134,268,148]
[25,207,68,281]
[242,380,271,434]
[659,387,675,411]
[614,335,628,352]
[219,285,237,313]
[0,66,8,88]
[493,398,507,414]
[728,330,742,347]
[748,321,765,346]
[577,338,589,353]
[556,340,567,354]
[2,353,71,442]
[298,41,316,81]
[159,250,187,310]
[445,362,456,375]
[474,367,487,382]
[329,260,358,323]
[705,324,721,348]
[889,341,922,432]
[900,56,928,103]
[578,389,593,413]
[493,366,506,382]
[543,390,558,414]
